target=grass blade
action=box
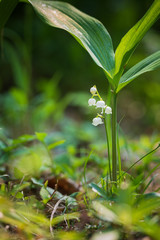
[120,144,160,180]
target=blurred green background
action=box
[0,0,160,137]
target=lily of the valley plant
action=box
[2,0,160,185]
[28,0,160,185]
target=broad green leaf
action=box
[55,232,84,240]
[143,192,160,199]
[13,152,42,179]
[137,219,160,240]
[89,182,109,200]
[40,186,50,203]
[47,139,65,150]
[117,51,160,92]
[28,0,115,80]
[114,0,160,81]
[51,212,80,225]
[35,132,47,142]
[4,134,36,151]
[92,201,117,222]
[91,231,119,240]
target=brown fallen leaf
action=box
[47,176,80,195]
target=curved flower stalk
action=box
[88,85,112,126]
[88,86,112,180]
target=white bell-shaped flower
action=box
[92,117,103,126]
[90,86,97,95]
[105,106,112,114]
[96,100,105,109]
[88,98,96,106]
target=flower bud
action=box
[90,86,97,95]
[96,100,105,108]
[92,117,103,126]
[88,98,96,106]
[105,106,112,114]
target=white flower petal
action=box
[90,86,97,94]
[96,100,105,108]
[105,106,112,114]
[88,98,96,106]
[92,117,103,126]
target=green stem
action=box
[117,123,122,184]
[104,115,112,181]
[112,92,117,184]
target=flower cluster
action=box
[88,86,112,126]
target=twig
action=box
[50,197,65,237]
